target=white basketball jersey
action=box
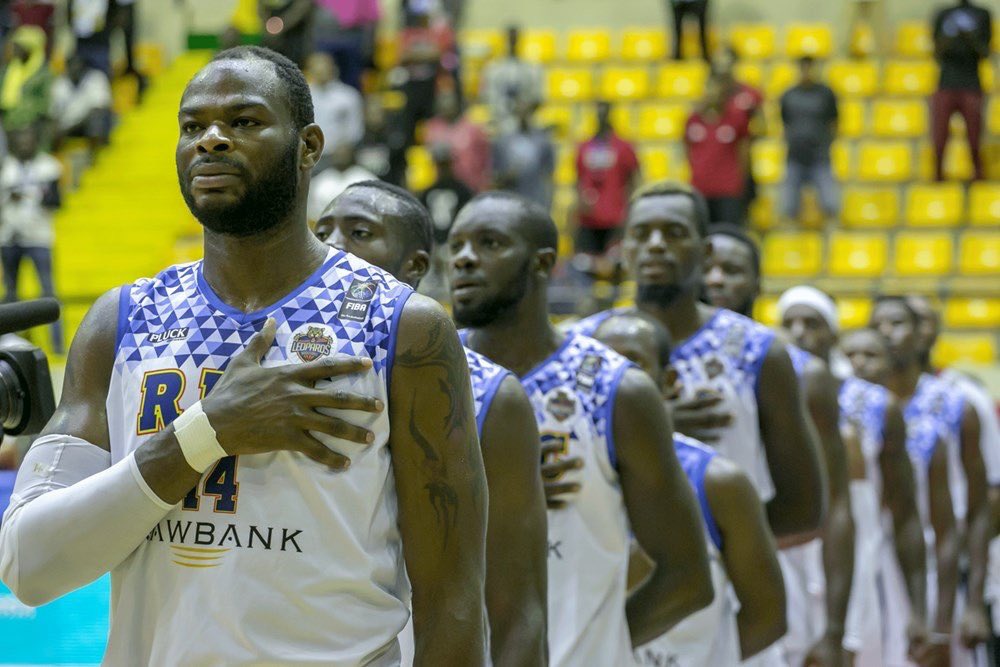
[104,249,413,666]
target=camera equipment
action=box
[0,298,59,435]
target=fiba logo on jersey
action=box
[290,326,333,363]
[339,278,379,322]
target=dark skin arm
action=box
[480,376,547,667]
[616,368,714,646]
[801,360,854,665]
[388,295,488,666]
[757,338,827,538]
[705,456,786,659]
[879,399,929,646]
[957,405,989,648]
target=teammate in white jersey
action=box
[447,191,713,667]
[592,312,786,665]
[0,47,490,666]
[315,181,548,666]
[842,328,960,667]
[775,286,930,665]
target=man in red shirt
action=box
[685,71,750,226]
[575,101,640,256]
[423,89,492,192]
[714,47,764,213]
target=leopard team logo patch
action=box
[290,326,333,362]
[546,388,577,422]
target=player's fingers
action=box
[540,442,566,457]
[238,317,277,366]
[545,482,580,497]
[291,355,373,382]
[541,457,582,477]
[546,498,568,509]
[297,412,376,445]
[296,434,352,470]
[306,389,384,413]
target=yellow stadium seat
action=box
[567,29,612,63]
[905,183,964,227]
[883,60,937,96]
[918,142,975,182]
[555,148,576,186]
[838,298,873,329]
[969,182,1000,226]
[995,20,1000,53]
[460,29,505,60]
[729,24,777,59]
[857,141,913,182]
[932,334,997,367]
[535,105,574,139]
[639,145,689,181]
[989,99,1000,136]
[406,146,436,192]
[765,61,798,99]
[762,232,822,277]
[601,67,651,101]
[838,99,867,138]
[981,61,995,93]
[518,30,559,63]
[753,296,779,326]
[959,232,1000,275]
[656,62,708,100]
[842,186,900,228]
[828,60,879,97]
[574,104,636,140]
[751,140,786,186]
[621,28,668,61]
[732,62,765,89]
[785,24,834,58]
[894,232,954,276]
[895,22,933,58]
[871,99,928,138]
[636,103,688,141]
[943,298,1000,329]
[749,192,777,230]
[547,68,595,102]
[829,233,888,278]
[832,141,853,181]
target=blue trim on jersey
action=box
[669,309,723,361]
[519,335,576,385]
[114,283,132,359]
[383,288,414,394]
[476,371,513,438]
[601,361,632,471]
[195,249,345,326]
[674,436,723,550]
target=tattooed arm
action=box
[388,295,489,666]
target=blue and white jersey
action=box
[674,435,722,551]
[905,374,968,521]
[465,347,512,438]
[517,333,635,667]
[787,344,812,380]
[104,249,414,667]
[839,376,890,491]
[570,308,777,501]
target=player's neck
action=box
[202,219,329,315]
[636,293,712,343]
[466,298,563,377]
[884,363,923,402]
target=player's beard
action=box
[180,139,299,238]
[453,259,531,329]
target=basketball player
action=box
[568,182,825,537]
[698,228,854,666]
[315,181,548,666]
[592,312,786,665]
[872,297,990,665]
[842,327,960,667]
[448,191,713,667]
[0,47,490,665]
[776,287,930,664]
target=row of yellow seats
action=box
[761,229,998,278]
[840,182,1000,228]
[539,60,995,103]
[462,21,1000,63]
[752,294,1000,331]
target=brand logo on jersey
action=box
[576,354,603,391]
[546,389,576,422]
[290,326,333,362]
[146,519,306,568]
[338,278,378,322]
[148,327,189,344]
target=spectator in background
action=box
[492,100,554,210]
[312,0,381,91]
[9,0,55,56]
[50,53,112,152]
[0,124,62,353]
[112,0,145,92]
[258,0,314,68]
[780,56,839,224]
[686,71,750,225]
[480,25,542,135]
[668,0,710,61]
[423,88,491,191]
[419,143,473,300]
[931,0,992,182]
[307,143,376,221]
[306,51,364,172]
[712,47,764,214]
[0,25,51,132]
[356,95,408,186]
[67,0,118,76]
[396,6,457,146]
[575,101,640,256]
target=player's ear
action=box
[703,238,714,257]
[404,250,430,286]
[299,123,324,171]
[534,247,557,276]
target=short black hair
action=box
[465,190,559,251]
[872,295,919,326]
[341,180,434,253]
[629,179,710,238]
[707,223,761,277]
[799,55,816,67]
[595,311,673,367]
[210,46,314,129]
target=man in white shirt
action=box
[306,52,364,172]
[307,143,376,222]
[50,53,112,151]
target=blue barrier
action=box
[0,470,110,666]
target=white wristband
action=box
[173,401,227,473]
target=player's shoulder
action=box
[330,250,411,300]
